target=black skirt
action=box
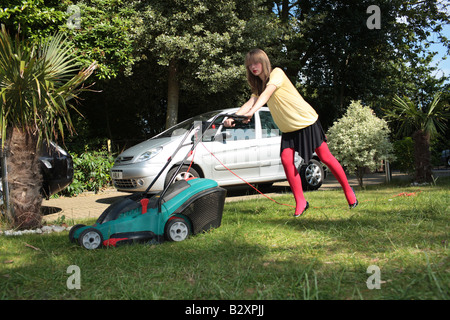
[280,119,327,163]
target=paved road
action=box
[42,170,448,223]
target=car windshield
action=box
[153,110,226,139]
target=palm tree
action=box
[385,92,449,183]
[0,25,97,229]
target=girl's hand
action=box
[223,118,235,127]
[242,113,253,124]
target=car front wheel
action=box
[164,165,200,187]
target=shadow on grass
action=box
[2,179,448,299]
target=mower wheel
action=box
[165,217,190,242]
[78,228,103,250]
[69,224,86,243]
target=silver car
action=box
[111,107,326,192]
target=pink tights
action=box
[281,142,356,215]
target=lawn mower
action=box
[69,113,247,249]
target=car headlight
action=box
[136,147,163,163]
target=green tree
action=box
[137,0,277,128]
[61,0,140,80]
[1,0,140,81]
[0,26,96,229]
[0,0,66,42]
[265,0,449,128]
[327,101,395,187]
[385,92,449,183]
[391,137,415,175]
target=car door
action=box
[257,110,285,179]
[202,115,260,184]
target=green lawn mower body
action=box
[69,178,226,249]
[69,113,247,249]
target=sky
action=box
[430,1,450,82]
[393,1,449,83]
[429,24,449,82]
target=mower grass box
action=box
[69,178,226,249]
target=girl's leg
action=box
[281,148,308,216]
[314,142,357,206]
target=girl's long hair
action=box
[245,49,272,96]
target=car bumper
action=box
[111,163,165,192]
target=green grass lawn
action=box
[1,178,449,300]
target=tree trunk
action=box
[412,129,432,183]
[356,166,365,187]
[166,59,179,129]
[6,127,43,230]
[281,0,290,23]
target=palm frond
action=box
[388,94,421,136]
[0,25,97,148]
[423,92,449,138]
[387,93,448,138]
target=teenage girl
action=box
[224,49,358,217]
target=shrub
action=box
[392,137,415,174]
[59,148,114,196]
[327,101,395,187]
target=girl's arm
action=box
[236,96,258,115]
[223,95,257,127]
[224,84,276,127]
[243,84,277,118]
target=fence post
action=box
[385,160,391,183]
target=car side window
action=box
[223,116,256,141]
[260,111,280,138]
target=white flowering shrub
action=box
[326,101,395,186]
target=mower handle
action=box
[144,111,250,205]
[223,113,249,122]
